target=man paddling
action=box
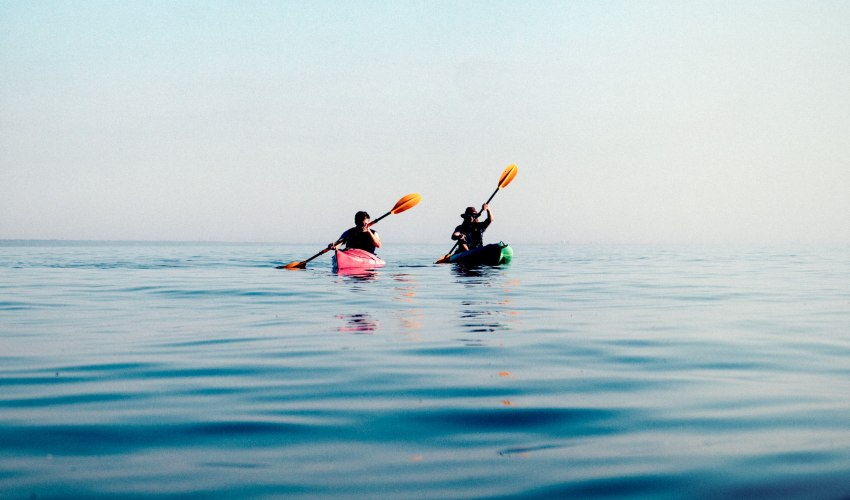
[451,204,492,253]
[329,211,382,254]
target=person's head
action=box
[355,211,371,228]
[460,207,478,221]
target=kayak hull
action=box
[448,242,513,266]
[333,248,385,271]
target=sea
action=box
[1,240,849,499]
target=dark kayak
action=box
[448,242,513,266]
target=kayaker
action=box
[452,204,492,252]
[329,211,382,254]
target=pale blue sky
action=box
[2,0,849,244]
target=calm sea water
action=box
[2,241,849,499]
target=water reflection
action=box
[335,269,379,281]
[450,264,521,339]
[392,273,417,303]
[452,265,519,336]
[451,264,502,280]
[392,273,423,337]
[460,302,507,333]
[398,312,423,334]
[336,313,378,334]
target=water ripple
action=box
[2,243,850,498]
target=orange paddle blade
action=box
[391,193,422,214]
[435,254,451,264]
[498,164,518,189]
[278,261,306,269]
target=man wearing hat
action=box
[451,203,492,253]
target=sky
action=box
[2,0,849,245]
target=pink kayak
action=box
[332,248,385,271]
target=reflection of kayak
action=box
[333,248,385,271]
[447,242,513,266]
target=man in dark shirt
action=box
[329,211,382,254]
[452,204,492,252]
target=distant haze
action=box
[2,1,849,245]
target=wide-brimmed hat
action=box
[460,207,478,218]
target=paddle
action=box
[277,193,422,269]
[435,164,518,264]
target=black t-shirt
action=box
[454,219,490,249]
[340,227,379,253]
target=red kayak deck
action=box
[332,248,385,271]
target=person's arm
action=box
[451,225,466,242]
[368,229,382,249]
[481,203,493,224]
[328,229,349,250]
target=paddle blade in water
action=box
[498,164,518,189]
[435,254,451,264]
[281,261,307,270]
[391,193,422,214]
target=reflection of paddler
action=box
[337,313,378,333]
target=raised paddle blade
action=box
[368,192,423,226]
[391,193,422,214]
[498,164,518,189]
[485,164,519,205]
